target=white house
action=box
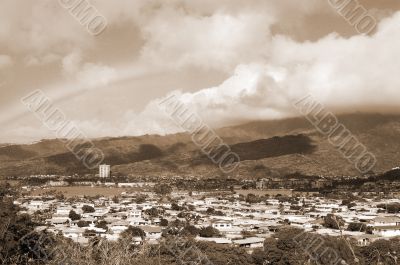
[141,226,162,239]
[46,217,71,225]
[371,216,400,227]
[372,226,400,237]
[233,237,264,248]
[129,210,142,218]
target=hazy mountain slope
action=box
[0,113,399,177]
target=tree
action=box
[182,225,200,237]
[145,207,161,218]
[83,229,96,237]
[246,194,262,204]
[112,196,119,203]
[0,182,16,197]
[160,219,169,227]
[69,210,81,221]
[154,184,173,195]
[82,205,95,213]
[341,198,353,206]
[251,248,268,265]
[120,226,146,240]
[206,207,224,216]
[55,192,65,200]
[206,207,215,215]
[77,220,89,227]
[177,212,200,224]
[323,214,344,230]
[361,238,400,265]
[347,222,366,232]
[135,194,148,204]
[96,220,108,230]
[0,184,57,264]
[278,203,285,214]
[377,203,400,213]
[241,230,256,238]
[171,203,182,211]
[199,226,220,238]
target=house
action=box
[233,237,264,248]
[256,180,266,190]
[372,226,400,237]
[26,201,47,212]
[351,234,381,246]
[141,226,162,239]
[311,179,333,189]
[131,237,143,245]
[81,217,96,226]
[46,180,69,187]
[128,218,150,226]
[314,203,341,212]
[46,217,70,225]
[212,220,233,230]
[110,221,129,234]
[118,183,136,188]
[63,227,85,239]
[55,207,73,216]
[129,210,142,218]
[196,237,232,244]
[371,216,400,227]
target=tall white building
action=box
[99,164,111,178]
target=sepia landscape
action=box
[1,0,400,264]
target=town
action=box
[9,164,400,253]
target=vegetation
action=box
[2,183,400,264]
[154,184,172,195]
[377,203,400,214]
[323,214,345,230]
[95,220,109,230]
[120,226,146,240]
[77,220,90,227]
[69,210,81,221]
[160,218,169,227]
[347,223,367,232]
[82,205,96,213]
[198,226,220,238]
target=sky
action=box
[1,0,400,143]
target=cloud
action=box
[0,55,13,68]
[114,11,400,135]
[24,53,60,66]
[133,0,328,72]
[0,0,92,55]
[139,10,273,71]
[1,0,400,142]
[61,50,117,90]
[76,63,117,89]
[62,51,83,75]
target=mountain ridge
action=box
[1,112,399,178]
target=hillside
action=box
[0,113,399,177]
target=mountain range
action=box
[1,113,399,178]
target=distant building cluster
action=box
[256,178,333,190]
[17,189,400,248]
